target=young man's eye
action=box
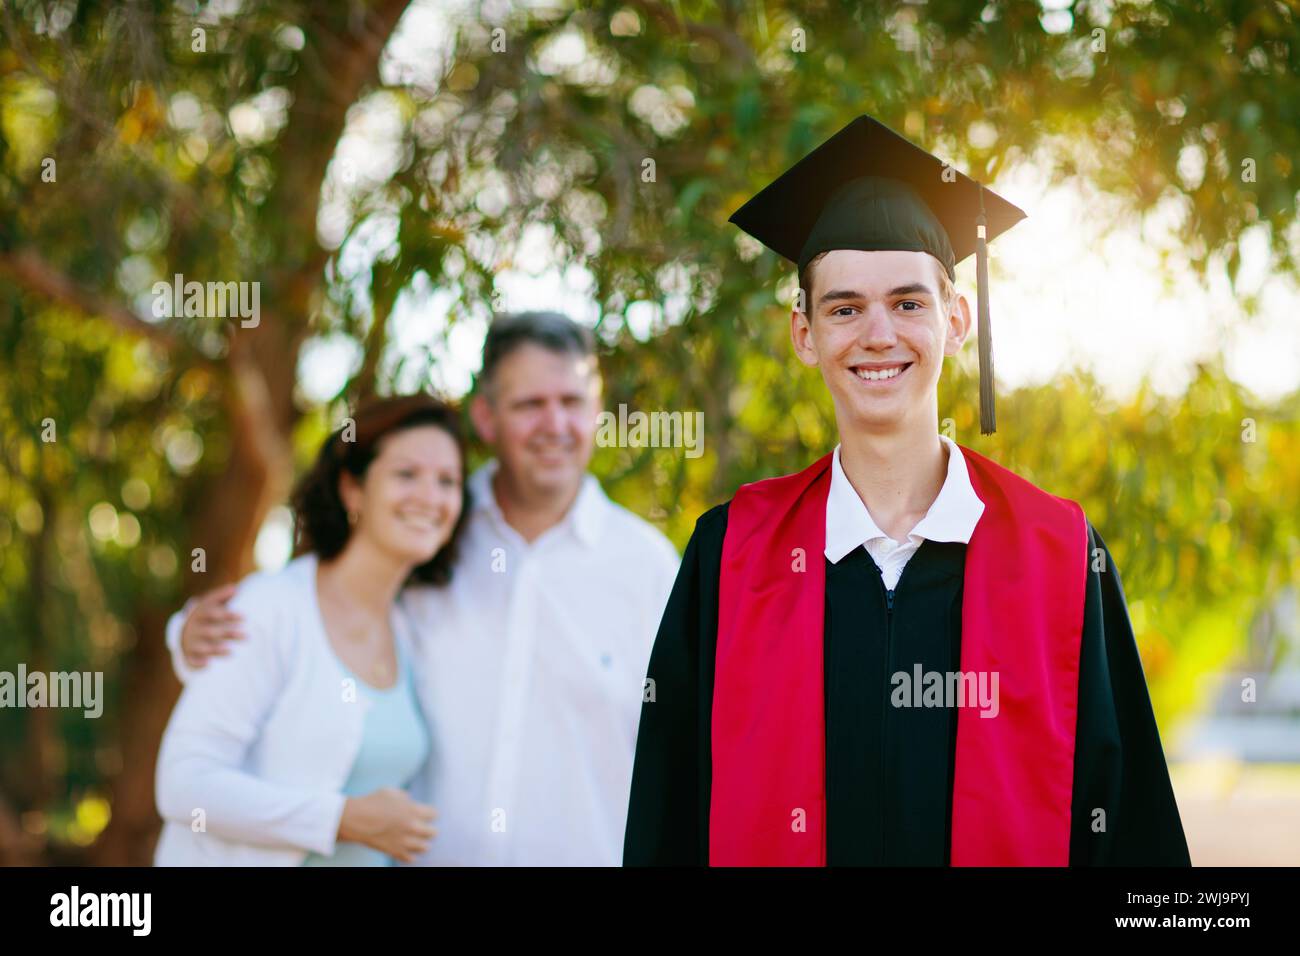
[897,300,923,311]
[831,306,858,317]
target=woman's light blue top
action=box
[302,638,430,867]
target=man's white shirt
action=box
[824,434,985,588]
[399,461,679,866]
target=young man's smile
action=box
[850,360,913,384]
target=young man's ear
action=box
[790,307,820,369]
[469,391,496,445]
[943,293,973,357]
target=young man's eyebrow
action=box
[886,283,935,297]
[816,283,935,306]
[816,288,865,306]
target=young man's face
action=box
[470,343,601,500]
[791,249,971,435]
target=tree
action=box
[0,0,1296,864]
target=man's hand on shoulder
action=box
[180,583,248,669]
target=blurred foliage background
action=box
[1,0,1298,864]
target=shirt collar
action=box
[823,434,985,564]
[468,459,607,549]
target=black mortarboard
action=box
[728,115,1027,434]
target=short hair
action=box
[476,311,596,396]
[291,394,471,587]
[797,252,956,316]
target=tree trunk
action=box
[86,371,294,865]
[82,0,413,865]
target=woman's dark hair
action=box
[291,394,471,587]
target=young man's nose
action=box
[858,305,898,349]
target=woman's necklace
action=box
[350,628,395,686]
[323,601,396,686]
[369,651,394,685]
[316,563,397,687]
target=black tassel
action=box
[976,183,996,435]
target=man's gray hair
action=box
[477,311,596,394]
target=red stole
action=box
[709,445,1087,866]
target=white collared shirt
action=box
[399,461,680,866]
[824,434,985,589]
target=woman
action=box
[154,394,470,866]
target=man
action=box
[170,311,680,865]
[623,116,1191,866]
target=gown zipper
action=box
[880,578,895,860]
[880,555,916,860]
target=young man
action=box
[623,116,1191,867]
[170,312,681,865]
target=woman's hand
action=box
[338,788,438,863]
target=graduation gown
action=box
[624,502,1192,866]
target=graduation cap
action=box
[728,115,1026,434]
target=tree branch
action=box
[623,0,755,65]
[0,247,195,356]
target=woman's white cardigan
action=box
[153,554,421,866]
